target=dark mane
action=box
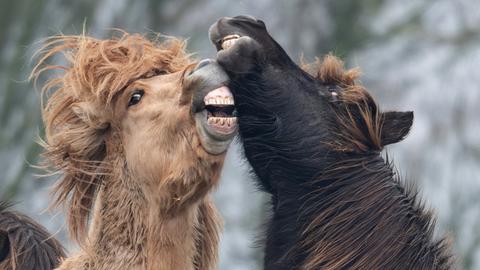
[231,55,452,268]
[295,156,453,269]
[292,56,453,269]
[0,202,65,270]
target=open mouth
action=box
[190,59,237,155]
[198,35,242,137]
[194,85,237,155]
[203,86,237,135]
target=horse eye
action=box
[128,90,144,107]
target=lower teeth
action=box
[207,117,236,127]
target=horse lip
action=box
[188,60,231,113]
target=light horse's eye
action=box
[128,90,144,107]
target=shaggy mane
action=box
[30,32,192,244]
[296,56,452,269]
[296,157,453,269]
[303,55,384,153]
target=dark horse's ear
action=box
[0,230,9,263]
[381,111,414,146]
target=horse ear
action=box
[0,230,9,262]
[72,102,109,130]
[381,111,414,146]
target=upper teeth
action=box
[221,35,240,50]
[205,96,234,105]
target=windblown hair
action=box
[30,32,191,243]
[296,157,453,269]
[0,201,65,270]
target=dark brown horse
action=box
[0,202,65,270]
[209,15,454,269]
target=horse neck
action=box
[290,153,447,269]
[86,173,200,270]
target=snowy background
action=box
[0,0,479,269]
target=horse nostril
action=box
[233,15,257,21]
[218,17,233,25]
[195,59,213,71]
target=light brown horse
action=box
[1,32,237,270]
